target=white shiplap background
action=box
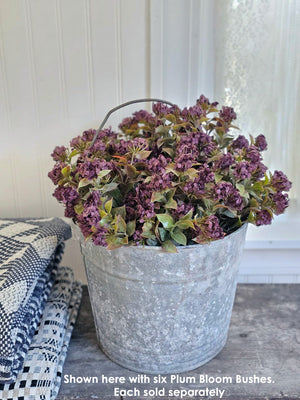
[0,0,299,283]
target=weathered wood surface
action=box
[57,285,300,400]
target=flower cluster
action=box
[49,95,292,252]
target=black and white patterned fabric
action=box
[0,266,82,400]
[0,218,71,383]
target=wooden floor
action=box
[57,285,300,400]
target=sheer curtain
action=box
[214,0,300,203]
[150,0,300,205]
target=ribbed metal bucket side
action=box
[80,223,248,374]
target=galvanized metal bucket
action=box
[80,223,247,374]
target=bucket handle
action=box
[90,98,175,147]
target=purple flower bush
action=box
[49,96,292,252]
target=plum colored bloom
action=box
[131,137,149,150]
[77,159,112,180]
[252,162,268,179]
[53,186,78,219]
[133,109,156,124]
[148,154,169,174]
[255,134,268,151]
[181,105,203,120]
[76,192,103,240]
[215,153,234,170]
[183,166,215,196]
[174,153,194,171]
[171,202,194,219]
[272,192,289,215]
[96,128,118,141]
[132,226,143,245]
[152,103,179,117]
[70,135,82,149]
[256,210,272,226]
[65,203,76,218]
[271,170,292,192]
[183,179,205,197]
[92,227,108,246]
[231,135,249,150]
[197,95,210,105]
[196,94,218,107]
[150,173,173,191]
[215,182,244,210]
[219,106,237,124]
[179,130,205,147]
[115,139,129,155]
[53,186,78,204]
[233,161,253,180]
[193,215,225,242]
[82,129,96,142]
[51,145,67,161]
[245,145,261,164]
[48,163,64,185]
[198,132,218,156]
[90,139,106,153]
[125,184,156,223]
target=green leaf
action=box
[74,204,84,215]
[157,214,174,229]
[184,168,199,179]
[100,215,112,225]
[151,191,165,203]
[97,169,111,179]
[199,117,210,123]
[214,173,223,183]
[142,222,156,239]
[126,220,136,237]
[78,178,91,189]
[176,219,194,229]
[171,228,187,246]
[250,198,259,208]
[181,208,194,220]
[252,181,264,192]
[162,240,178,253]
[61,166,70,178]
[112,205,126,219]
[69,149,79,159]
[101,182,118,193]
[155,125,171,136]
[221,209,237,218]
[164,198,177,209]
[247,211,255,223]
[202,197,214,210]
[143,176,152,184]
[135,150,152,160]
[116,215,127,233]
[165,163,179,176]
[249,190,262,201]
[162,147,174,157]
[125,164,137,178]
[158,227,168,241]
[106,237,123,250]
[104,198,113,213]
[109,188,123,205]
[165,113,176,123]
[146,238,158,246]
[236,183,249,198]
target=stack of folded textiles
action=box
[0,218,82,400]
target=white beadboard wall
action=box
[0,0,299,284]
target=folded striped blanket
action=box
[0,266,82,400]
[0,218,72,383]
